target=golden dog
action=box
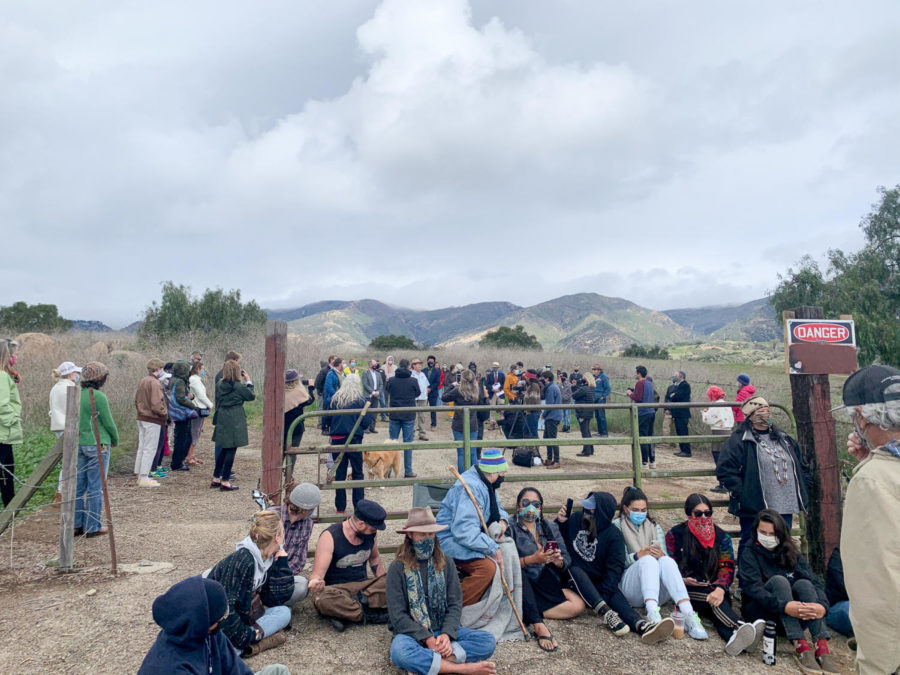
[362,439,403,482]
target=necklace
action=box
[758,434,791,485]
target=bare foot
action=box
[443,662,496,675]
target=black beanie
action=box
[203,578,228,625]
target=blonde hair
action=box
[249,511,283,551]
[332,373,363,408]
[52,368,62,380]
[0,339,16,376]
[458,368,478,400]
[582,372,596,388]
[222,359,241,382]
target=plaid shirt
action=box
[268,505,314,574]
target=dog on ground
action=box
[363,439,403,482]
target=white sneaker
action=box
[745,619,766,652]
[137,478,160,487]
[684,611,709,640]
[725,622,757,655]
[646,608,662,624]
[649,462,657,470]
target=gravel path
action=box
[0,415,854,674]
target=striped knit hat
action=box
[478,448,509,473]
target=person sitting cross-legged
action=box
[387,507,498,675]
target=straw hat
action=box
[397,507,447,534]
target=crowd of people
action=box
[1,334,897,672]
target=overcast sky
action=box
[2,0,898,328]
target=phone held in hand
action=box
[565,498,573,517]
[543,541,559,553]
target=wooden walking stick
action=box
[88,389,118,576]
[326,401,372,483]
[447,465,529,638]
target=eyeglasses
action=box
[519,499,542,508]
[692,509,712,518]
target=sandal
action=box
[531,629,558,653]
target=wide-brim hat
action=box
[397,506,447,534]
[285,369,300,383]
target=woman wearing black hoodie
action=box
[571,373,595,457]
[556,491,674,645]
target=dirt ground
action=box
[0,413,854,674]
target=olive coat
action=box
[211,380,255,449]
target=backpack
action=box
[512,446,537,467]
[167,380,198,422]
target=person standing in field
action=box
[210,359,254,492]
[386,358,421,478]
[701,386,733,493]
[187,359,213,466]
[0,339,22,508]
[50,360,82,500]
[572,372,595,457]
[732,374,755,424]
[627,366,657,469]
[670,370,693,458]
[328,374,372,514]
[424,356,442,431]
[169,360,199,472]
[591,364,611,438]
[541,371,563,469]
[76,362,118,536]
[411,358,431,442]
[134,359,167,487]
[283,369,313,482]
[362,359,385,434]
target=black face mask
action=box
[492,475,504,488]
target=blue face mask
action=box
[518,505,540,522]
[412,537,435,560]
[200,370,206,377]
[628,510,648,526]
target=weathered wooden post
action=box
[262,321,287,504]
[58,386,79,571]
[784,307,844,572]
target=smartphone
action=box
[565,498,573,517]
[543,541,559,553]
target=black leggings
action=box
[566,566,642,630]
[687,585,742,641]
[213,447,237,481]
[578,416,593,455]
[0,443,15,507]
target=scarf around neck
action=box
[235,535,273,591]
[620,514,656,554]
[475,467,501,525]
[404,556,447,634]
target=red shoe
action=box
[219,484,239,492]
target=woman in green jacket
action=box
[76,362,119,536]
[0,338,23,507]
[211,359,255,492]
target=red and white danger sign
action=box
[785,319,857,375]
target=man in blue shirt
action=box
[541,371,563,469]
[591,364,611,437]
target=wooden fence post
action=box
[786,306,842,572]
[58,387,79,571]
[262,321,287,504]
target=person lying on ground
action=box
[665,493,764,655]
[556,491,674,644]
[267,482,321,605]
[308,498,389,632]
[206,511,295,657]
[738,509,838,674]
[388,507,498,675]
[613,486,708,640]
[511,486,585,652]
[139,575,291,675]
[436,449,511,607]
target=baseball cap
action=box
[832,365,900,412]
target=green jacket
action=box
[78,388,120,447]
[211,381,255,449]
[0,371,23,445]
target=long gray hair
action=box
[332,373,364,409]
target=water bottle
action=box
[762,620,777,665]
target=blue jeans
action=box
[257,605,292,637]
[561,408,571,428]
[75,444,109,533]
[453,429,478,472]
[379,391,388,420]
[389,419,416,476]
[390,628,496,675]
[594,396,608,435]
[738,513,793,561]
[826,600,852,636]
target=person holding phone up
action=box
[510,487,585,652]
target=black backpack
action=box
[512,446,537,467]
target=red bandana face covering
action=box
[688,516,715,548]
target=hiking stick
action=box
[88,389,118,576]
[326,401,372,483]
[447,465,528,638]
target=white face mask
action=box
[757,532,779,550]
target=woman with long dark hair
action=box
[441,369,480,472]
[613,486,707,640]
[665,493,762,655]
[511,487,585,651]
[738,510,838,674]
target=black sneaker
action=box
[576,451,593,457]
[637,617,674,645]
[673,451,692,458]
[599,607,630,636]
[710,484,728,493]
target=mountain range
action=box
[268,293,781,353]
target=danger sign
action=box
[785,319,857,374]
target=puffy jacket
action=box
[171,361,199,412]
[716,423,810,518]
[733,384,756,422]
[572,383,594,421]
[385,368,420,421]
[0,371,23,445]
[49,378,76,432]
[436,465,509,560]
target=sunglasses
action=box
[692,509,712,518]
[519,499,542,508]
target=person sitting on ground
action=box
[308,499,389,632]
[267,482,321,606]
[329,373,372,514]
[138,575,291,675]
[387,507,498,675]
[738,509,838,674]
[613,486,708,640]
[207,511,295,657]
[700,385,733,493]
[824,547,852,639]
[511,486,585,652]
[436,450,511,607]
[665,493,764,655]
[555,491,674,644]
[283,369,313,482]
[210,359,254,491]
